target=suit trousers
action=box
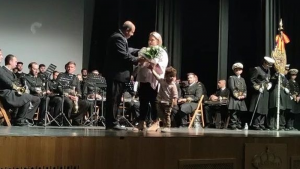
[105,79,126,127]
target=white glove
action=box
[267,83,272,90]
[284,88,290,94]
[259,87,264,93]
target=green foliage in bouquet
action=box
[142,46,166,60]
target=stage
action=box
[1,126,300,169]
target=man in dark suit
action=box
[23,62,49,126]
[205,80,230,128]
[0,53,40,126]
[103,21,143,130]
[54,61,92,126]
[175,73,203,127]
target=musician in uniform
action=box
[0,53,40,126]
[38,64,47,84]
[206,80,230,129]
[23,62,50,125]
[228,63,247,130]
[268,64,293,130]
[286,68,300,130]
[54,61,92,125]
[15,62,26,79]
[175,73,203,127]
[249,56,275,130]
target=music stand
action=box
[117,83,135,129]
[84,75,106,126]
[46,80,72,126]
[40,64,61,127]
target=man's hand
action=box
[209,95,218,101]
[137,57,146,64]
[297,96,300,103]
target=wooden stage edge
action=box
[1,127,300,169]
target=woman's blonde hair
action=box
[149,31,163,46]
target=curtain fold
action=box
[156,0,182,77]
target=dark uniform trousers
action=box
[37,96,50,121]
[268,108,287,129]
[1,93,41,124]
[51,96,91,124]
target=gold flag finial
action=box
[278,18,284,31]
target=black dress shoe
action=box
[37,120,46,126]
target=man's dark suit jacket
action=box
[0,66,31,107]
[103,30,138,82]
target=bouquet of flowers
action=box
[139,46,166,64]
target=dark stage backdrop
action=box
[89,0,300,96]
[89,0,156,72]
[281,0,300,74]
[181,0,220,95]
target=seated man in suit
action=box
[53,61,92,126]
[205,80,230,128]
[0,52,40,126]
[23,62,50,125]
[175,73,203,127]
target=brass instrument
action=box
[12,83,26,95]
[17,87,26,95]
[63,87,79,114]
[72,86,79,114]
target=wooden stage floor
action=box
[1,126,300,169]
[1,126,300,137]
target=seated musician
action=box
[122,76,140,124]
[195,75,209,101]
[0,53,40,126]
[175,73,203,127]
[38,64,47,84]
[205,80,230,129]
[15,61,26,79]
[23,62,50,126]
[53,61,92,126]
